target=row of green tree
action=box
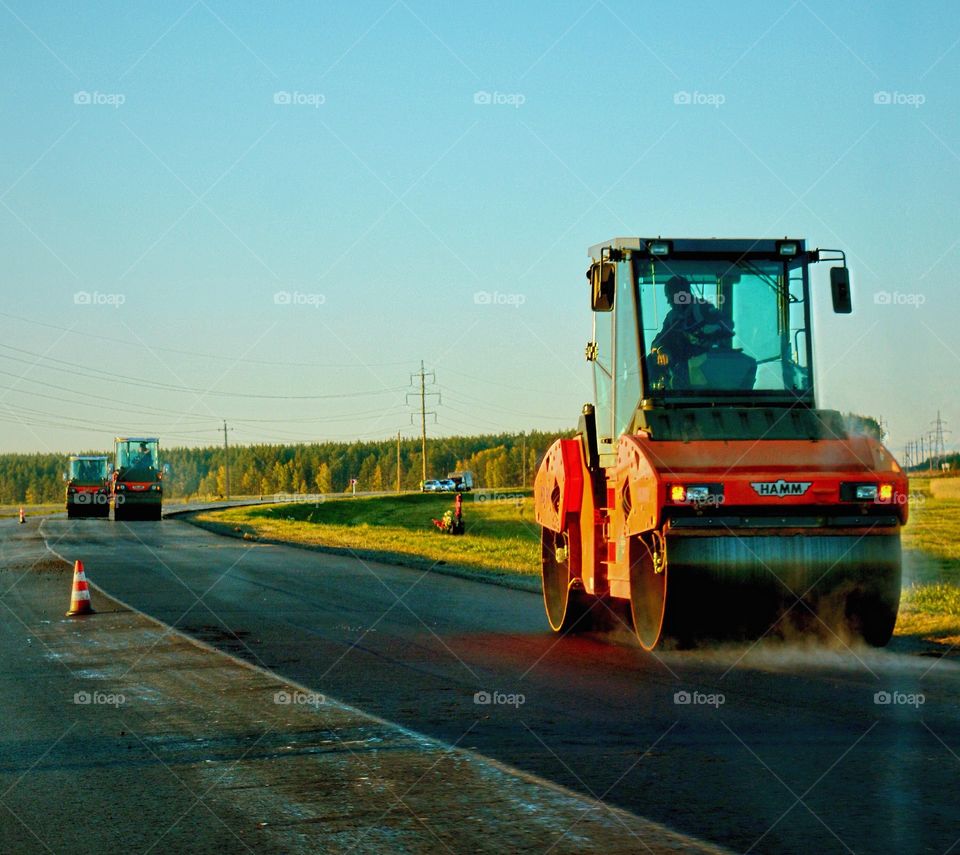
[1,414,911,505]
[0,430,567,504]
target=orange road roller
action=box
[534,238,907,649]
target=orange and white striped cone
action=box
[65,560,95,617]
[18,507,25,524]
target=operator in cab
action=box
[133,442,154,470]
[646,276,733,388]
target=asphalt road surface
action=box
[3,518,718,854]
[40,516,960,854]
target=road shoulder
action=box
[1,520,726,854]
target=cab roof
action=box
[69,455,109,461]
[588,237,805,259]
[115,437,159,443]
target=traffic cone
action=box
[65,560,95,617]
[18,507,25,524]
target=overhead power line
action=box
[0,345,406,400]
[0,311,414,369]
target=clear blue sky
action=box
[1,0,957,457]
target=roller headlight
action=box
[667,484,724,506]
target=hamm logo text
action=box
[751,480,812,497]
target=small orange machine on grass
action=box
[432,493,465,535]
[535,237,907,649]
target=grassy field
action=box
[191,492,542,586]
[194,479,960,644]
[0,503,62,519]
[897,477,960,643]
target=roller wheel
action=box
[845,591,899,646]
[541,526,591,633]
[835,560,902,647]
[628,534,668,650]
[632,532,903,648]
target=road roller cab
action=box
[112,437,165,521]
[65,455,111,518]
[535,238,907,649]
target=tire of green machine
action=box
[541,525,590,633]
[628,535,668,651]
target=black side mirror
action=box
[589,262,615,312]
[831,267,852,314]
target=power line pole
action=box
[521,433,527,488]
[421,366,426,484]
[406,361,439,486]
[396,430,401,493]
[219,420,232,499]
[931,411,950,471]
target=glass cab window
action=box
[592,301,614,447]
[614,260,641,436]
[636,257,811,398]
[117,440,159,473]
[69,458,108,482]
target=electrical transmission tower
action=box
[931,411,950,471]
[406,361,439,486]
